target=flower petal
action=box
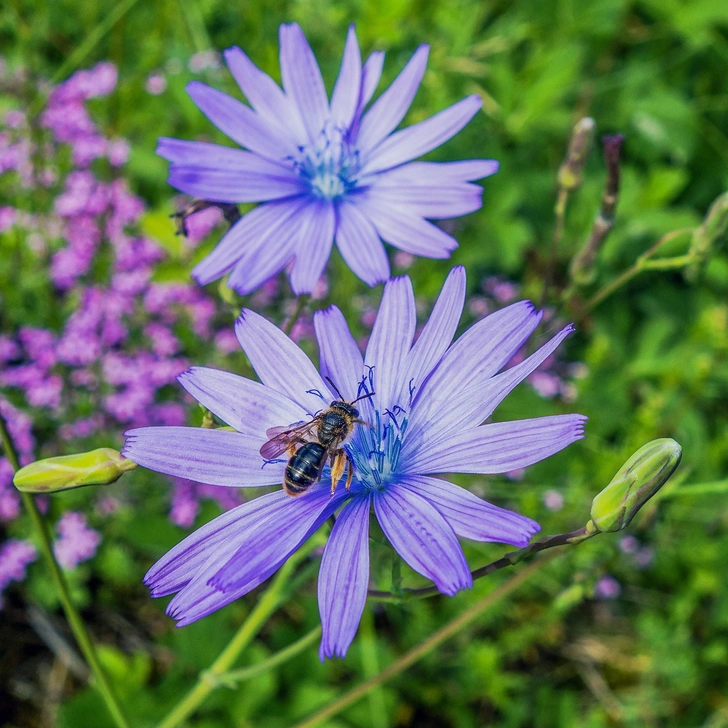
[192,197,306,285]
[417,324,576,448]
[395,266,465,407]
[356,45,429,156]
[122,427,282,486]
[144,491,287,597]
[177,367,306,436]
[405,301,541,445]
[235,308,333,414]
[209,482,347,591]
[330,25,361,130]
[386,160,500,183]
[186,81,294,160]
[362,95,482,175]
[313,305,364,402]
[365,181,484,219]
[397,475,539,547]
[335,199,390,286]
[404,414,587,475]
[357,197,457,257]
[289,200,335,295]
[365,276,416,414]
[318,494,371,660]
[374,485,472,596]
[223,45,307,144]
[279,23,329,143]
[159,138,303,203]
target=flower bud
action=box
[589,439,682,532]
[558,117,596,191]
[13,448,137,493]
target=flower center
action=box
[347,407,408,492]
[291,122,360,200]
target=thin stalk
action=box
[283,295,311,337]
[368,525,594,603]
[216,626,322,686]
[359,608,388,728]
[583,228,693,312]
[0,412,130,728]
[156,536,322,728]
[292,555,556,728]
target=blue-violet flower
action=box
[159,24,497,294]
[123,268,586,659]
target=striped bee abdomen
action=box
[284,442,327,496]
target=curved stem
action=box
[216,626,322,687]
[292,554,557,728]
[0,412,130,728]
[283,294,311,337]
[367,526,593,603]
[156,534,323,728]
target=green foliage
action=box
[2,0,728,726]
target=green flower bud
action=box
[13,448,137,494]
[589,439,682,532]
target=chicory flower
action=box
[123,268,586,658]
[159,24,498,294]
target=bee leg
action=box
[330,450,346,496]
[344,452,354,491]
[354,419,372,428]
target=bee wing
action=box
[259,420,318,459]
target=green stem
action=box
[0,412,130,728]
[368,525,594,604]
[217,626,322,686]
[292,555,556,728]
[359,608,388,728]
[584,228,693,311]
[283,294,311,337]
[156,536,322,728]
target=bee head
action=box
[331,401,359,419]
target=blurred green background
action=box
[2,0,728,726]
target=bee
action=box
[260,378,374,497]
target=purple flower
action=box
[122,268,586,658]
[0,540,37,608]
[53,512,101,570]
[159,24,498,294]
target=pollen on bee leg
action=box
[330,450,346,495]
[345,452,354,491]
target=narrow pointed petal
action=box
[192,197,306,285]
[365,276,416,413]
[290,200,335,295]
[362,95,483,175]
[356,45,429,155]
[366,182,484,219]
[122,427,282,486]
[395,266,465,407]
[168,487,343,625]
[279,23,329,142]
[186,81,294,160]
[144,491,287,597]
[235,309,333,414]
[314,306,364,402]
[404,414,587,475]
[209,483,347,591]
[358,198,457,257]
[223,46,307,144]
[318,495,371,660]
[177,367,305,436]
[416,325,576,447]
[374,486,472,596]
[335,200,390,286]
[330,25,361,129]
[398,475,540,547]
[225,215,300,295]
[159,138,304,202]
[384,160,500,183]
[405,301,541,444]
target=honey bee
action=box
[260,378,373,497]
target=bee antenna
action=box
[352,390,376,404]
[325,376,345,401]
